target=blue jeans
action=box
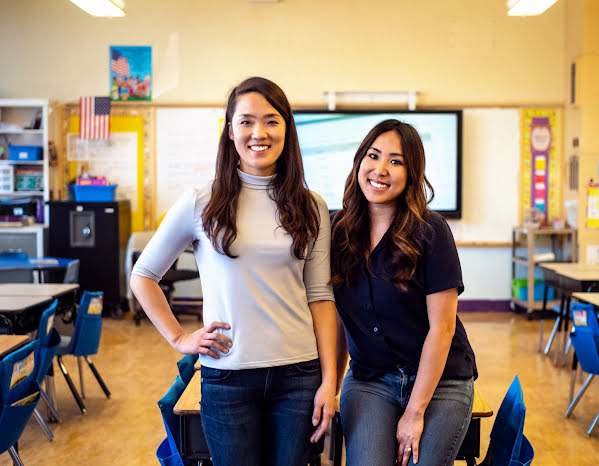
[200,359,322,466]
[340,367,474,466]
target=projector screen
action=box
[294,111,462,218]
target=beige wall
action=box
[0,0,567,105]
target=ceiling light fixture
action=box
[69,0,125,17]
[507,0,560,16]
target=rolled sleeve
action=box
[304,193,335,303]
[131,188,198,282]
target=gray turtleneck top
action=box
[132,170,334,370]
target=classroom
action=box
[1,0,598,464]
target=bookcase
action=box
[0,99,50,256]
[511,226,577,318]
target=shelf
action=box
[0,160,43,165]
[0,191,44,197]
[0,129,43,135]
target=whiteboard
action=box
[446,108,520,243]
[155,107,520,243]
[155,108,224,216]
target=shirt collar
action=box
[237,168,275,190]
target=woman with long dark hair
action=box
[332,119,477,466]
[131,77,336,466]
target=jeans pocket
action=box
[293,358,321,374]
[200,366,232,382]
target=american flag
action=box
[111,50,130,77]
[79,97,111,140]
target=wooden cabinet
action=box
[511,226,577,317]
[0,99,49,256]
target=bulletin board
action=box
[58,102,155,232]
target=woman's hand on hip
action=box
[396,409,424,465]
[310,380,336,443]
[172,321,232,357]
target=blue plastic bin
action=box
[73,185,117,202]
[512,279,555,301]
[9,145,43,161]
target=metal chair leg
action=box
[78,356,85,399]
[8,446,24,466]
[33,408,54,441]
[85,356,111,398]
[566,374,594,417]
[56,355,87,414]
[39,385,61,423]
[544,316,561,355]
[587,410,599,436]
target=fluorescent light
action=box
[69,0,125,17]
[507,0,559,16]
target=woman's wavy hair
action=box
[202,77,319,259]
[331,119,434,290]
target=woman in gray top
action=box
[130,77,336,466]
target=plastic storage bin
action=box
[0,165,14,192]
[8,145,43,161]
[15,168,43,191]
[73,184,117,202]
[512,278,555,301]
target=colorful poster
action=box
[520,109,561,226]
[109,46,152,101]
[587,182,599,229]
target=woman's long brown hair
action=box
[202,77,319,259]
[331,119,434,290]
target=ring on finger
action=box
[404,446,412,453]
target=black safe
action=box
[47,200,131,314]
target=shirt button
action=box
[374,327,379,333]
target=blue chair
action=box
[0,340,41,465]
[157,376,187,466]
[565,302,599,435]
[34,300,62,424]
[56,291,110,414]
[479,376,534,466]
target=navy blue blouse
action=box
[334,211,477,381]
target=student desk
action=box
[538,263,599,365]
[0,283,79,298]
[326,386,492,466]
[0,295,53,333]
[0,334,29,359]
[175,371,492,466]
[174,371,325,465]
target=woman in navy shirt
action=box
[331,119,477,466]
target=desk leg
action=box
[332,412,343,466]
[569,352,579,404]
[538,285,550,352]
[545,293,564,355]
[558,295,571,366]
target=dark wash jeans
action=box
[340,367,474,466]
[200,358,322,466]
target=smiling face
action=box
[228,92,286,177]
[357,130,407,209]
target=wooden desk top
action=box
[539,263,599,281]
[0,335,29,359]
[174,371,202,415]
[0,283,79,297]
[572,292,599,307]
[0,295,53,312]
[174,371,494,419]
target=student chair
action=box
[0,340,41,466]
[565,302,599,436]
[62,259,80,284]
[0,249,33,283]
[55,291,110,414]
[35,300,62,423]
[478,375,534,466]
[126,231,202,326]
